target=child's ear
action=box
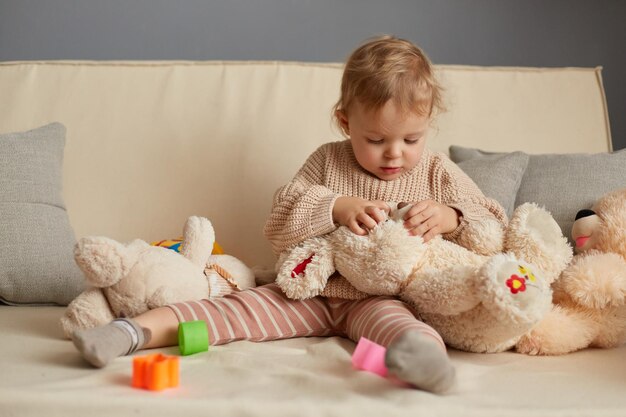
[335,109,350,136]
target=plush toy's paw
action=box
[181,216,215,268]
[557,252,626,309]
[455,217,504,256]
[276,236,335,299]
[60,289,116,339]
[480,254,552,326]
[505,203,573,283]
[515,331,544,355]
[515,306,597,355]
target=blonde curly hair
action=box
[333,35,444,126]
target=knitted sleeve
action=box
[434,154,508,251]
[263,145,340,255]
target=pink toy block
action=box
[352,337,388,377]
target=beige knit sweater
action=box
[263,140,507,299]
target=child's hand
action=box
[401,200,460,242]
[332,197,390,236]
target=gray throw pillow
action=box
[516,150,626,241]
[0,123,85,305]
[449,146,529,218]
[449,145,626,240]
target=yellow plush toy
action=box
[516,188,626,355]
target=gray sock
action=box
[385,331,456,394]
[72,318,151,368]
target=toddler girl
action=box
[73,35,507,394]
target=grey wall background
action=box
[1,0,624,150]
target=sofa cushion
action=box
[0,62,611,271]
[0,123,84,305]
[449,145,626,239]
[449,146,529,218]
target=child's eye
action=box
[366,138,384,144]
[405,138,419,144]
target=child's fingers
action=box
[366,206,387,224]
[402,201,458,238]
[421,227,439,242]
[357,212,378,231]
[373,201,391,214]
[406,199,429,212]
[409,218,433,237]
[404,205,435,229]
[408,207,444,238]
[349,220,368,235]
[404,200,431,221]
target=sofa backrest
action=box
[0,61,612,269]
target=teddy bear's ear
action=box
[74,236,133,287]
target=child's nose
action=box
[384,144,402,158]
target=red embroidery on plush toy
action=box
[506,274,527,294]
[291,255,314,278]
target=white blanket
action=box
[1,305,624,417]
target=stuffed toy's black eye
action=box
[575,209,596,220]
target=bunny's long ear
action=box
[275,236,335,300]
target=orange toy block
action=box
[132,354,180,391]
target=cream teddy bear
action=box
[516,188,626,355]
[277,203,572,353]
[60,216,256,338]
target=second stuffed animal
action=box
[60,216,256,338]
[516,188,626,355]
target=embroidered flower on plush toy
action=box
[506,275,527,294]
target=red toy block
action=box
[132,354,179,391]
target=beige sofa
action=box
[1,61,624,417]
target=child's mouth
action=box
[381,167,401,174]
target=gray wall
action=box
[1,0,624,150]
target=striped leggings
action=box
[167,283,445,350]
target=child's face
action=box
[337,100,430,181]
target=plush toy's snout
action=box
[571,210,601,252]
